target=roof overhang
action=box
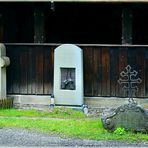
[0,0,148,2]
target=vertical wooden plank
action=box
[35,47,44,94]
[0,13,4,42]
[20,9,34,43]
[3,9,17,43]
[122,7,132,44]
[20,47,28,94]
[145,48,148,97]
[128,48,137,97]
[6,46,13,94]
[101,47,110,96]
[93,47,102,96]
[50,46,54,93]
[43,47,50,94]
[27,46,33,94]
[43,46,54,94]
[83,46,93,96]
[128,47,137,69]
[31,47,36,94]
[110,47,119,97]
[135,48,145,98]
[12,47,20,94]
[118,47,128,97]
[127,47,145,97]
[34,7,45,43]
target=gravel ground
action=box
[0,128,147,147]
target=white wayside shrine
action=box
[54,44,84,106]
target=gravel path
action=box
[0,128,147,147]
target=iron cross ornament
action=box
[118,65,142,102]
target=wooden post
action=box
[0,14,3,42]
[34,7,45,43]
[122,8,133,44]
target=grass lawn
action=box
[0,108,147,142]
[0,108,85,119]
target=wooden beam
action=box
[122,7,133,44]
[0,0,148,2]
[0,14,3,42]
[34,7,45,43]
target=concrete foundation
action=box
[85,97,148,116]
[10,95,50,110]
[9,95,148,116]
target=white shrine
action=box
[54,44,84,106]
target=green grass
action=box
[0,108,86,119]
[0,118,147,142]
[0,108,147,142]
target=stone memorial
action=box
[101,65,148,133]
[53,44,84,106]
[0,44,10,99]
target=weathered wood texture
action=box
[122,8,132,44]
[6,45,54,95]
[34,7,45,43]
[6,45,148,98]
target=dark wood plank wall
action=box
[6,45,54,95]
[6,45,148,98]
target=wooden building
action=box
[0,0,147,109]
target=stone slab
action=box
[101,102,148,133]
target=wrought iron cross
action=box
[118,65,142,102]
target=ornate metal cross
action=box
[118,65,142,102]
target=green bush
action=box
[114,127,126,135]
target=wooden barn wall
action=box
[6,45,148,98]
[6,45,55,95]
[82,46,147,98]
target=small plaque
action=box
[61,68,75,90]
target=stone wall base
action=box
[8,95,148,116]
[9,95,50,111]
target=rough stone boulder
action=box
[101,102,148,133]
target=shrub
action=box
[114,127,126,135]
